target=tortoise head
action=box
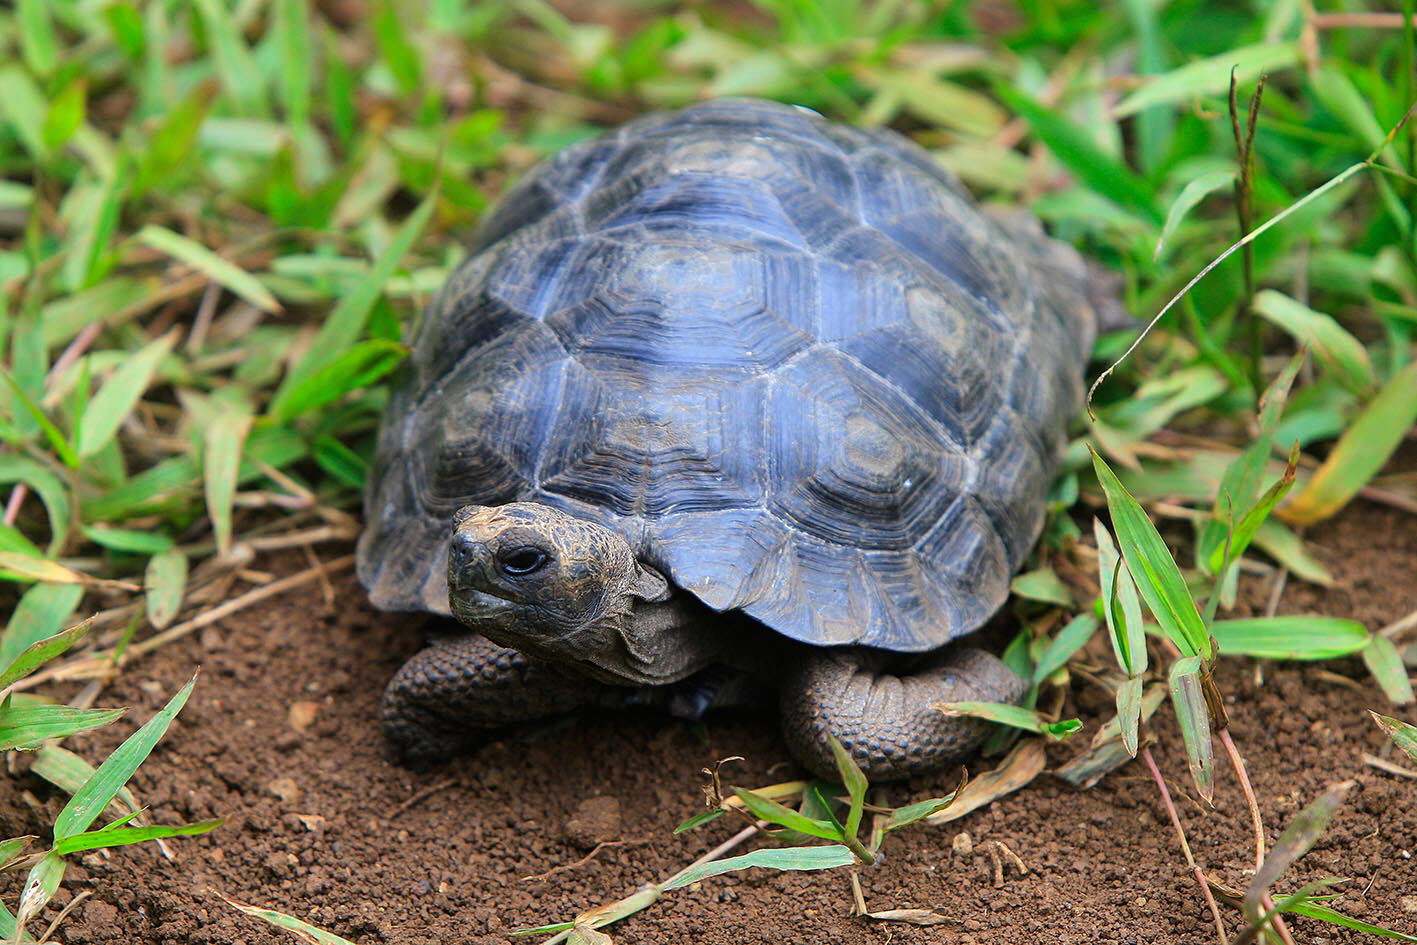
[446,503,674,684]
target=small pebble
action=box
[1402,895,1417,913]
[288,701,321,731]
[267,777,301,803]
[952,831,974,856]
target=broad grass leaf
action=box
[144,548,188,629]
[2,583,82,667]
[52,674,196,841]
[82,525,173,554]
[1113,42,1300,117]
[0,704,126,751]
[661,844,855,890]
[1369,712,1417,764]
[133,83,217,197]
[1115,675,1144,757]
[54,819,224,855]
[994,85,1161,223]
[733,788,840,841]
[0,552,85,585]
[42,79,86,154]
[2,368,78,467]
[1094,520,1146,676]
[1361,636,1415,705]
[1211,616,1369,660]
[269,193,434,417]
[1251,520,1333,586]
[136,225,281,313]
[1206,447,1298,576]
[220,894,361,945]
[1011,567,1074,608]
[204,410,251,557]
[77,331,176,458]
[268,338,408,422]
[1310,65,1401,168]
[1154,169,1234,261]
[1253,291,1375,394]
[0,66,48,159]
[1168,656,1214,803]
[0,618,92,691]
[40,276,152,347]
[937,701,1081,740]
[1032,613,1098,684]
[1281,360,1417,525]
[16,0,57,75]
[192,0,269,116]
[1090,449,1211,659]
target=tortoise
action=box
[358,98,1115,781]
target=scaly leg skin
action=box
[779,647,1027,781]
[382,633,618,767]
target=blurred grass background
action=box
[0,0,1416,938]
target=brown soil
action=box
[3,498,1416,945]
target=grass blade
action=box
[52,674,197,841]
[220,894,361,945]
[1369,712,1417,764]
[0,618,92,691]
[1115,675,1145,757]
[269,193,434,417]
[937,702,1081,740]
[1245,781,1353,918]
[136,225,282,313]
[1281,359,1417,525]
[54,819,224,855]
[826,735,868,843]
[661,844,855,891]
[1211,616,1370,661]
[14,852,65,938]
[995,85,1161,223]
[1285,902,1417,942]
[267,338,408,422]
[1032,614,1099,684]
[1095,520,1146,676]
[2,583,82,667]
[0,704,127,751]
[1362,636,1415,705]
[1168,656,1215,803]
[1114,42,1299,117]
[733,789,840,841]
[1252,291,1375,394]
[76,331,176,459]
[144,548,188,629]
[1091,448,1211,659]
[1154,169,1234,261]
[203,409,251,557]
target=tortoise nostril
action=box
[448,533,479,571]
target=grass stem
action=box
[1141,746,1229,944]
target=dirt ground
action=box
[2,495,1415,945]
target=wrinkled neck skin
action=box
[458,585,768,689]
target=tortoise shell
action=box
[358,98,1099,652]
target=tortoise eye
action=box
[499,548,548,576]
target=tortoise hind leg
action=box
[382,634,612,767]
[779,648,1026,781]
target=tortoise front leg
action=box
[382,633,612,767]
[779,648,1026,781]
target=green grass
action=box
[1,0,1416,942]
